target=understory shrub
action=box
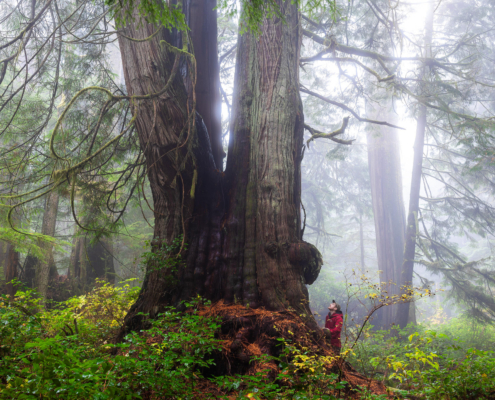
[0,283,221,399]
[2,283,495,399]
[347,321,495,399]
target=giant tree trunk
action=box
[117,0,322,338]
[396,0,434,328]
[367,96,406,329]
[222,0,317,314]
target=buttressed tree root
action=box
[177,303,389,398]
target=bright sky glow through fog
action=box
[398,0,431,210]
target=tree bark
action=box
[396,0,434,328]
[117,0,322,338]
[367,96,406,329]
[223,0,319,316]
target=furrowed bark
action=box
[224,0,321,318]
[116,3,199,331]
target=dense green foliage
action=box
[2,281,495,399]
[0,282,222,399]
[348,320,495,399]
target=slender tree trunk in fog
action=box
[397,0,434,328]
[367,98,406,329]
[4,243,18,296]
[359,213,365,274]
[117,0,322,338]
[68,234,81,280]
[35,190,60,301]
[0,242,7,286]
[4,202,20,296]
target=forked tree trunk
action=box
[117,0,322,337]
[397,0,434,328]
[367,96,406,329]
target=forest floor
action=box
[1,282,396,399]
[164,301,391,399]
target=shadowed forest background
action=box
[1,0,495,398]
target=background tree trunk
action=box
[35,190,60,301]
[68,233,115,287]
[367,96,406,329]
[359,213,365,274]
[0,241,8,288]
[397,0,434,328]
[4,243,18,297]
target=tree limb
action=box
[300,86,405,130]
[305,117,353,147]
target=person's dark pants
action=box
[331,345,341,355]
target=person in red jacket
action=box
[324,300,343,354]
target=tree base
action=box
[119,301,390,398]
[197,302,389,397]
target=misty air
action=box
[0,0,494,398]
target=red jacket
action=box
[325,311,343,348]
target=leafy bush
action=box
[0,283,221,399]
[348,323,495,400]
[3,282,494,400]
[213,342,347,400]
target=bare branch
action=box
[300,86,405,130]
